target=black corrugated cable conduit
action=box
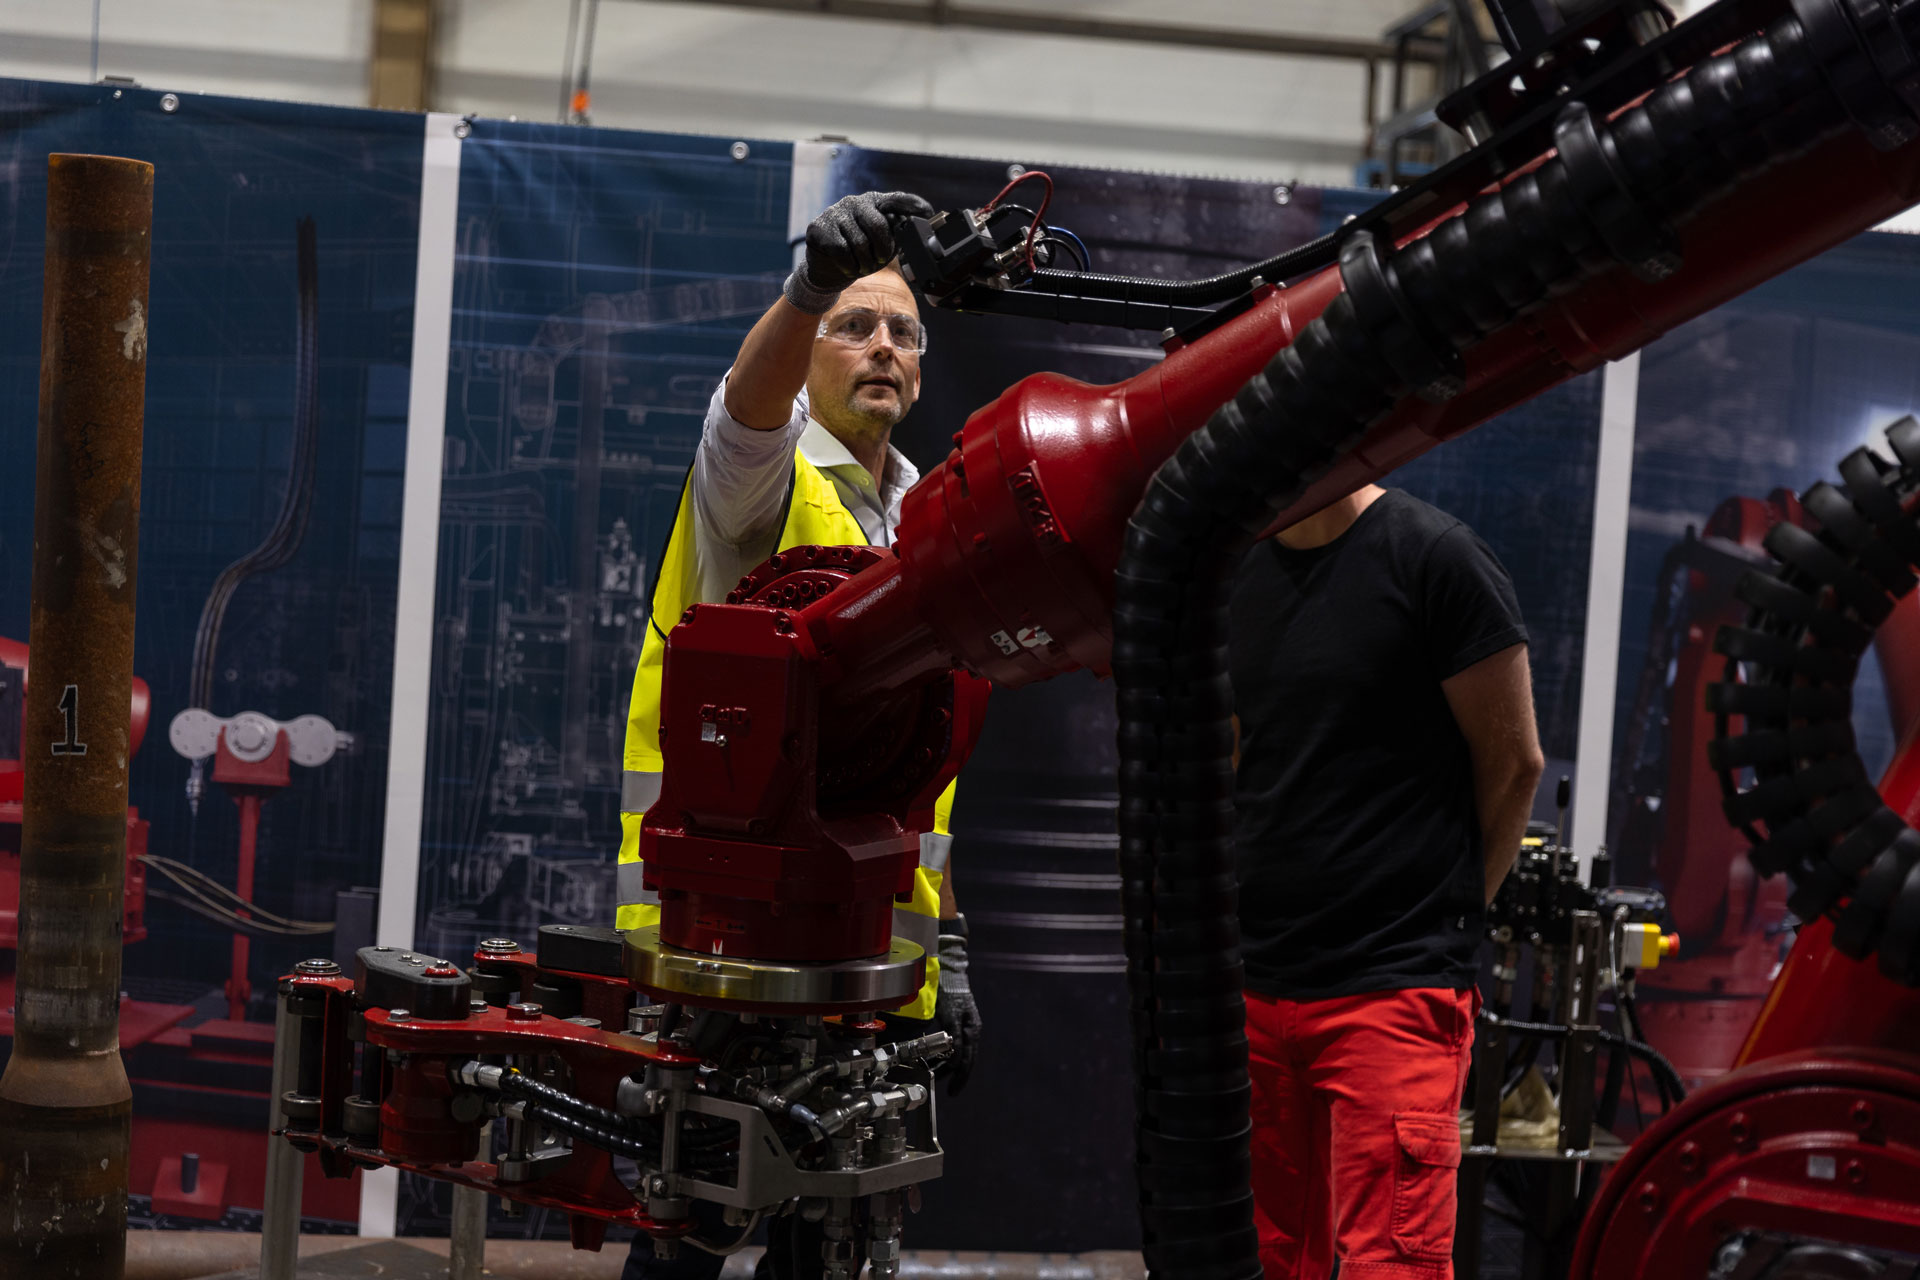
[1111,4,1920,1277]
[1709,411,1920,982]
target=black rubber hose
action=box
[498,1068,632,1132]
[494,1068,735,1150]
[519,1102,737,1171]
[1599,1030,1688,1107]
[1112,6,1907,1277]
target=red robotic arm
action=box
[638,15,1920,997]
[276,2,1920,1274]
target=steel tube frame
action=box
[0,152,153,1280]
[449,1123,491,1280]
[260,980,306,1280]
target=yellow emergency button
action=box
[1622,922,1679,970]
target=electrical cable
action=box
[683,1208,767,1256]
[188,218,322,717]
[979,170,1053,271]
[138,854,331,931]
[1045,224,1091,269]
[142,861,332,935]
[145,887,333,940]
[1488,1014,1687,1104]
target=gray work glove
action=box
[783,190,935,314]
[934,918,981,1096]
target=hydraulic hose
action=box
[1111,5,1920,1277]
[468,1063,736,1153]
[494,1066,631,1132]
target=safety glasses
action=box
[817,307,929,356]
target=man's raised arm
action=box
[723,190,933,430]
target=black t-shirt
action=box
[1229,489,1528,1000]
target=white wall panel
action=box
[0,0,1419,183]
[0,0,373,107]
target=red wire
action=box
[980,169,1053,272]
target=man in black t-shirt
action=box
[1229,484,1544,1279]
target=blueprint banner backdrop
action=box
[825,145,1606,1250]
[413,120,792,961]
[0,78,422,1226]
[1606,230,1920,1095]
[396,120,793,1238]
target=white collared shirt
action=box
[687,376,919,603]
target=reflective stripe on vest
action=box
[891,905,939,957]
[918,830,953,875]
[622,769,661,815]
[616,858,658,907]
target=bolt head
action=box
[1851,1098,1876,1131]
[508,1002,543,1022]
[479,938,520,954]
[1272,184,1294,205]
[159,92,179,113]
[1636,1180,1661,1212]
[1006,163,1026,180]
[730,141,750,161]
[295,958,341,976]
[389,1008,412,1023]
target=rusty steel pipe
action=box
[0,153,153,1280]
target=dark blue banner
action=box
[0,78,423,1227]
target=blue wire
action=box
[1047,225,1092,270]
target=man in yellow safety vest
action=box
[618,192,981,1279]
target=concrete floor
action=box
[126,1233,1150,1280]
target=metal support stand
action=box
[260,979,306,1280]
[449,1124,490,1280]
[1455,901,1632,1277]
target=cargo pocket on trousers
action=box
[1390,1111,1462,1261]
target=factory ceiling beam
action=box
[627,0,1445,64]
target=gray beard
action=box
[823,389,903,441]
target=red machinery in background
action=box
[266,2,1920,1276]
[1614,495,1920,1087]
[0,636,359,1227]
[1574,593,1920,1273]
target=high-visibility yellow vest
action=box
[618,449,954,1019]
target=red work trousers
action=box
[1246,985,1476,1280]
